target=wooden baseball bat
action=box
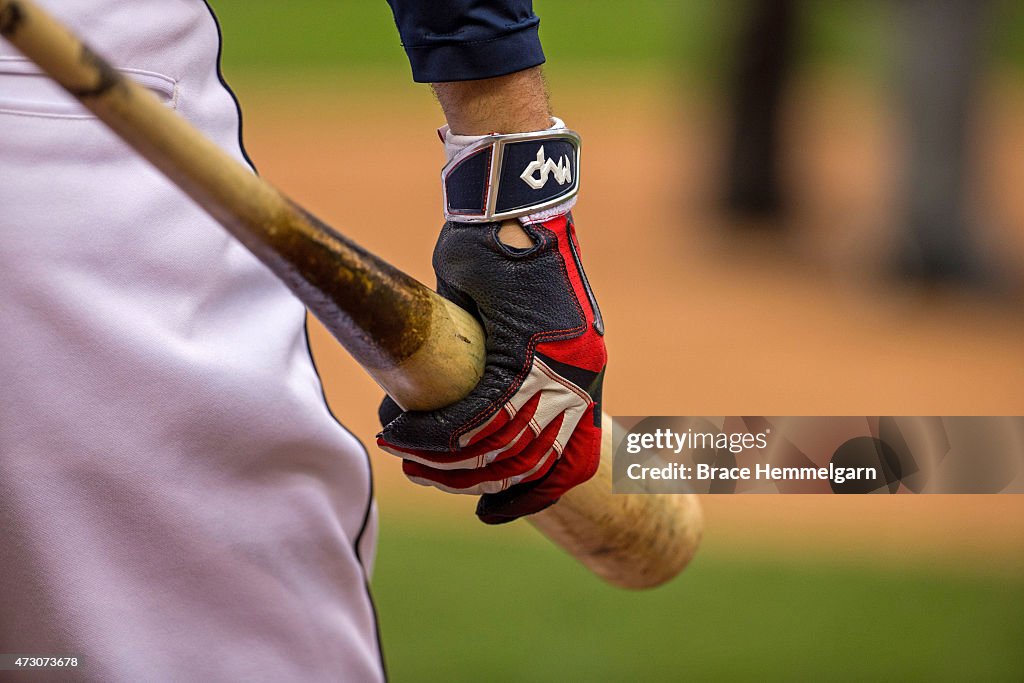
[0,0,701,588]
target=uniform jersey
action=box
[0,2,383,680]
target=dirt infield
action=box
[234,74,1024,575]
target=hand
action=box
[377,126,606,524]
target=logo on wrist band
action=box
[520,146,573,190]
[442,129,581,223]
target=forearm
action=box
[432,67,551,135]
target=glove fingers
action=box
[462,389,538,448]
[378,392,542,469]
[403,445,558,496]
[379,345,593,456]
[470,385,582,467]
[402,412,565,495]
[477,404,600,524]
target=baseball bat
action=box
[0,0,701,589]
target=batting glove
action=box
[377,120,607,524]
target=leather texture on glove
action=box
[377,212,606,523]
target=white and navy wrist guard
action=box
[441,128,581,223]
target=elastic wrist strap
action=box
[442,128,581,223]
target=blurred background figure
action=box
[895,0,993,284]
[722,0,796,223]
[722,0,1000,289]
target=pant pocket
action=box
[0,56,176,119]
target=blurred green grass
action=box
[209,0,1024,80]
[373,520,1024,682]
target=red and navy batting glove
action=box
[377,121,606,524]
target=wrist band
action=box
[442,129,581,223]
